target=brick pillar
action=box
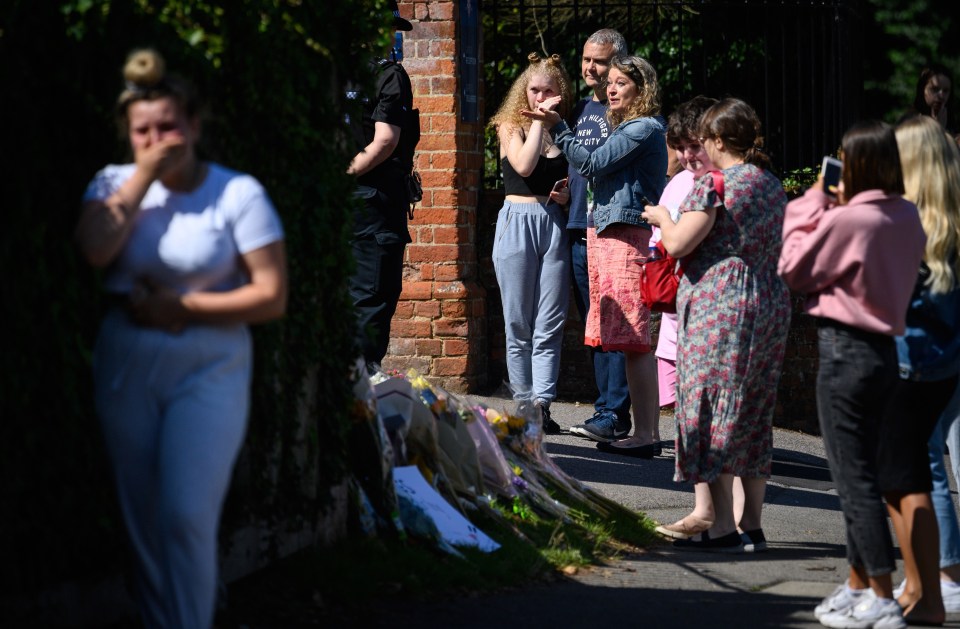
[382,0,488,393]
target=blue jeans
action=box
[570,231,631,420]
[816,320,897,576]
[930,383,960,569]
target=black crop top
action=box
[501,154,568,196]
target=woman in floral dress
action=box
[643,98,791,552]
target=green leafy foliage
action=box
[781,166,820,198]
[0,0,383,594]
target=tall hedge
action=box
[0,0,389,595]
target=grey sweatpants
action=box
[492,200,570,404]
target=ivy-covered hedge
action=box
[0,0,390,595]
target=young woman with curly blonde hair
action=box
[489,52,574,431]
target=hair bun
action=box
[123,48,166,88]
[527,52,541,64]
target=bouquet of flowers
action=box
[356,368,644,551]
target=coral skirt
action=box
[584,223,653,353]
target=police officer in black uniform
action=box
[347,0,420,373]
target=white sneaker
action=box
[941,579,960,613]
[892,579,905,599]
[815,581,870,620]
[893,578,960,613]
[819,595,906,629]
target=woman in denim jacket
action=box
[879,114,960,626]
[524,56,667,458]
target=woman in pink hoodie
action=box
[778,120,926,629]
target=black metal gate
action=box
[482,0,864,177]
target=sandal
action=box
[655,516,714,540]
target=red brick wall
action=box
[382,0,488,392]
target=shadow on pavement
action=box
[363,578,829,629]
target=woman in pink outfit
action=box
[778,120,926,628]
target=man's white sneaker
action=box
[815,581,870,620]
[891,578,960,613]
[892,579,905,599]
[941,579,960,613]
[819,595,905,629]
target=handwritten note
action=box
[393,465,501,552]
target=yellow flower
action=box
[484,408,502,423]
[506,414,526,431]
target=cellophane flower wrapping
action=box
[348,358,403,536]
[406,371,485,514]
[464,405,517,499]
[357,369,637,547]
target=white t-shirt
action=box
[83,163,284,294]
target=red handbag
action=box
[639,171,721,313]
[639,239,683,313]
[709,169,724,203]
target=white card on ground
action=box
[393,465,501,552]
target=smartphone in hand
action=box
[552,178,568,194]
[821,156,842,196]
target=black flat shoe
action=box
[542,418,562,435]
[596,441,663,458]
[673,530,744,553]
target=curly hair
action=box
[666,95,718,147]
[896,115,960,293]
[488,52,573,132]
[606,56,660,128]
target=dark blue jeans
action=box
[816,320,898,577]
[570,231,631,420]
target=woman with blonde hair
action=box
[880,114,960,626]
[490,53,574,432]
[523,55,667,455]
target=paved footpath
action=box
[370,394,960,628]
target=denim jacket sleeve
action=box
[552,118,661,179]
[896,264,960,381]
